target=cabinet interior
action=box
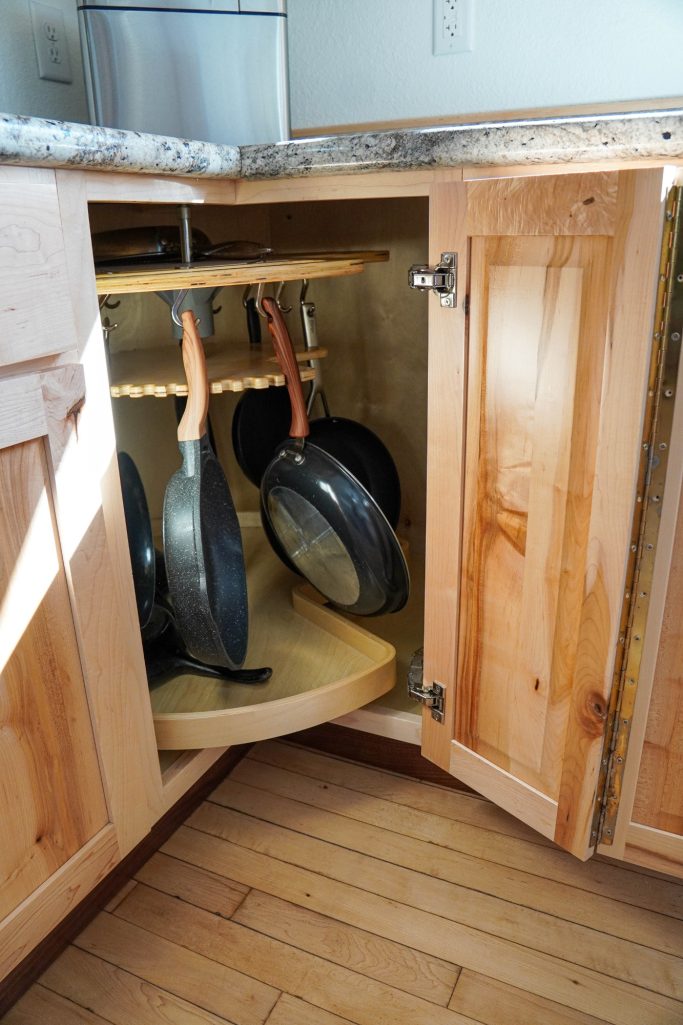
[88,196,429,766]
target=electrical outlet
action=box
[433,0,473,55]
[30,0,73,83]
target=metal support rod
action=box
[178,204,193,265]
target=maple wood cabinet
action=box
[1,159,682,985]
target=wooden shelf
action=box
[150,523,396,750]
[109,341,327,398]
[96,250,389,297]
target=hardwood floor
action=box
[6,741,683,1025]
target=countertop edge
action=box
[1,109,683,181]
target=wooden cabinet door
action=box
[421,170,668,859]
[0,367,119,981]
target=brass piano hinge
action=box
[592,186,683,847]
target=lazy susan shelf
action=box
[149,522,396,750]
[109,341,327,398]
[96,250,389,296]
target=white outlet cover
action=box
[30,0,73,83]
[433,0,474,56]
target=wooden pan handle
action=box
[262,296,310,440]
[177,309,209,442]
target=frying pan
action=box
[260,297,409,617]
[118,451,155,630]
[163,310,248,668]
[232,293,401,529]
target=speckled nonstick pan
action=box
[163,310,248,669]
[260,297,409,617]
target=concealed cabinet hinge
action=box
[407,648,445,722]
[409,252,457,308]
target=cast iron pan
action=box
[260,297,409,617]
[118,450,155,630]
[163,310,249,668]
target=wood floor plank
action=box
[112,881,479,1025]
[3,984,111,1025]
[228,755,683,920]
[449,969,611,1025]
[74,911,279,1025]
[234,887,460,1005]
[212,777,683,957]
[163,823,683,1025]
[136,852,459,1006]
[266,994,355,1025]
[136,852,249,918]
[250,741,552,845]
[189,799,683,1001]
[103,879,138,914]
[41,945,235,1025]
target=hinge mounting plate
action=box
[409,252,457,308]
[407,648,445,722]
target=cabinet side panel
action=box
[0,438,109,920]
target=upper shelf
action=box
[95,250,390,296]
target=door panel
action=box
[422,170,668,858]
[456,236,610,802]
[0,372,109,921]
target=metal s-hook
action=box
[254,281,293,320]
[171,289,190,327]
[275,281,292,313]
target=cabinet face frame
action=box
[421,169,669,859]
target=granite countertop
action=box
[1,108,682,181]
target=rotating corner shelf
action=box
[95,250,389,296]
[150,521,396,750]
[99,249,388,398]
[108,341,327,398]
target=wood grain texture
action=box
[112,883,477,1025]
[449,969,608,1025]
[465,173,618,235]
[456,234,611,808]
[165,822,682,1025]
[624,823,683,879]
[421,180,469,770]
[150,530,395,750]
[265,994,356,1025]
[4,983,112,1024]
[135,851,249,919]
[631,469,683,834]
[176,312,209,441]
[109,342,323,398]
[233,168,462,204]
[54,170,164,853]
[554,170,668,855]
[0,436,109,921]
[95,252,387,296]
[41,945,237,1025]
[0,170,77,367]
[76,912,279,1025]
[233,889,460,1005]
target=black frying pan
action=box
[118,450,155,630]
[163,310,248,668]
[232,294,401,529]
[260,297,409,617]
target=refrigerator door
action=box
[79,1,290,145]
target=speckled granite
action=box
[0,109,682,180]
[241,110,683,179]
[0,113,240,177]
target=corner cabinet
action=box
[1,159,682,984]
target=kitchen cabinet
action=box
[1,158,682,986]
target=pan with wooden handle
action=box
[162,310,249,668]
[260,297,409,617]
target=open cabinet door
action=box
[421,169,668,859]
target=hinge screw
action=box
[664,387,674,397]
[605,828,613,835]
[671,332,681,342]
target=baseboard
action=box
[285,723,475,793]
[0,744,251,1017]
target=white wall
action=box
[0,0,88,123]
[0,0,681,133]
[287,0,683,129]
